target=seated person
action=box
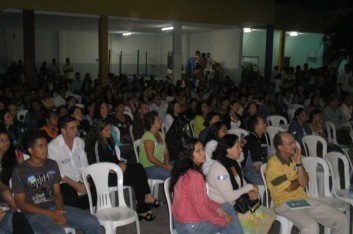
[171,138,239,233]
[266,132,348,234]
[139,111,171,180]
[85,118,161,221]
[242,115,268,185]
[11,131,100,234]
[323,94,351,145]
[48,116,91,210]
[288,108,311,152]
[207,134,275,234]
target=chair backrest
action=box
[289,104,304,110]
[260,163,271,208]
[302,135,327,158]
[133,139,141,163]
[129,125,135,144]
[17,109,28,122]
[164,177,177,234]
[265,126,285,155]
[227,128,249,141]
[189,120,195,137]
[266,115,288,128]
[302,157,331,197]
[325,121,337,144]
[326,152,350,191]
[82,162,127,213]
[124,110,134,120]
[287,108,296,123]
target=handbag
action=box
[234,194,261,214]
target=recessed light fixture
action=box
[289,31,299,36]
[161,26,174,31]
[122,32,132,36]
[243,28,252,33]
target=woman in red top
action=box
[170,138,242,234]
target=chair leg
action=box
[135,218,141,234]
[128,187,133,208]
[153,184,159,200]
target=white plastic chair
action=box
[189,120,195,137]
[265,126,285,155]
[129,125,135,145]
[302,135,327,158]
[326,152,353,206]
[82,162,140,234]
[287,108,296,123]
[164,178,178,234]
[135,139,164,199]
[124,110,134,121]
[227,128,249,140]
[17,109,28,122]
[94,142,133,208]
[288,103,304,110]
[266,115,288,129]
[303,156,350,234]
[260,164,294,234]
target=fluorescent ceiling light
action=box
[289,31,299,36]
[243,28,252,33]
[161,26,173,31]
[122,32,132,36]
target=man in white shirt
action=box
[339,94,353,128]
[48,115,91,210]
[149,93,166,121]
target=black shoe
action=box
[150,199,162,208]
[138,213,156,221]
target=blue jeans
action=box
[145,166,170,180]
[174,203,243,234]
[25,205,100,234]
[0,211,13,234]
[242,166,264,185]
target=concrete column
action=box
[278,30,286,70]
[99,15,109,85]
[172,22,182,84]
[23,9,36,87]
[264,24,274,82]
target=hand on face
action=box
[292,146,302,164]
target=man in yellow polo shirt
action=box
[266,132,347,234]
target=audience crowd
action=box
[0,59,352,233]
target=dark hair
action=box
[212,134,238,160]
[138,101,149,110]
[58,115,76,130]
[308,109,322,123]
[170,138,202,192]
[85,118,114,164]
[0,109,10,126]
[56,105,68,115]
[203,111,220,127]
[65,96,77,103]
[167,115,190,140]
[42,110,58,125]
[24,131,47,152]
[0,130,17,186]
[195,101,207,116]
[143,111,159,130]
[166,100,179,117]
[93,100,108,119]
[68,106,82,116]
[204,121,226,144]
[112,99,125,109]
[294,108,305,121]
[247,114,263,132]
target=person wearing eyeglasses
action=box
[266,132,348,234]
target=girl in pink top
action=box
[170,138,243,234]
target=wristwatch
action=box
[296,163,303,167]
